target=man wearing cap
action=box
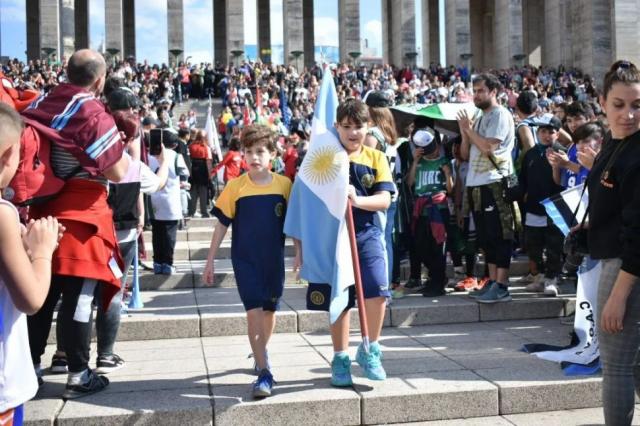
[519,115,565,297]
[457,73,517,304]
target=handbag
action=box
[487,154,521,202]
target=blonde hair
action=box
[0,103,23,147]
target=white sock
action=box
[67,369,89,385]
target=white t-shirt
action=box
[465,106,515,187]
[148,150,188,221]
[0,200,38,412]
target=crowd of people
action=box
[0,49,638,425]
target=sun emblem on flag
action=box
[302,146,342,185]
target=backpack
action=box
[3,116,81,206]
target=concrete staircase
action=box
[24,216,621,425]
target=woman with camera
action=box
[588,60,640,425]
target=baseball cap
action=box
[537,114,562,131]
[412,128,439,155]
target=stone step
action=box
[144,239,298,260]
[133,257,534,291]
[46,285,575,344]
[29,318,612,425]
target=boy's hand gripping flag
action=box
[284,67,354,323]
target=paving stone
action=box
[212,380,360,426]
[56,387,212,425]
[478,297,568,322]
[394,416,513,425]
[23,397,64,426]
[139,272,195,290]
[474,365,602,414]
[389,295,479,326]
[358,370,498,424]
[504,406,640,425]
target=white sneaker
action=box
[525,274,544,292]
[517,273,539,284]
[543,277,559,297]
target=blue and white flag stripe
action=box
[541,184,588,236]
[86,126,119,159]
[51,93,93,130]
[284,66,354,323]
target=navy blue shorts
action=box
[306,227,390,312]
[233,258,284,312]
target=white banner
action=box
[533,257,601,365]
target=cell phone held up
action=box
[149,128,163,156]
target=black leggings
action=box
[469,186,512,269]
[29,276,99,373]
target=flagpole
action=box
[345,199,370,354]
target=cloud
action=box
[243,0,257,44]
[363,19,382,54]
[314,17,338,46]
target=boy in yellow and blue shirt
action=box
[305,99,395,386]
[202,124,292,398]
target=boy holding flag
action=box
[285,69,394,387]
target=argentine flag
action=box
[284,67,354,323]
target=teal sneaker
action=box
[356,342,386,381]
[468,280,495,299]
[252,369,275,398]
[476,282,512,304]
[330,353,353,387]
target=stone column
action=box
[283,0,304,69]
[493,0,523,69]
[445,0,470,67]
[168,0,184,64]
[105,0,124,59]
[74,0,90,50]
[468,0,486,70]
[59,0,75,60]
[570,0,612,82]
[522,0,543,66]
[422,0,440,67]
[383,0,416,67]
[338,0,360,64]
[213,0,227,64]
[303,0,315,68]
[611,0,640,68]
[123,0,136,59]
[226,0,244,64]
[257,0,271,63]
[26,0,41,60]
[40,0,60,60]
[543,0,572,68]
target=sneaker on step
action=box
[404,278,422,290]
[249,351,271,375]
[50,354,68,374]
[356,342,386,381]
[330,353,353,387]
[543,277,559,297]
[476,282,512,304]
[454,277,478,292]
[525,277,544,292]
[515,273,538,284]
[153,262,162,274]
[161,264,176,275]
[391,287,405,299]
[252,368,275,398]
[95,354,125,374]
[469,280,494,299]
[62,369,109,400]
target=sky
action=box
[0,0,439,65]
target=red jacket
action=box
[212,150,245,182]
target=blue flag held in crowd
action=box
[284,67,354,324]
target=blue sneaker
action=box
[330,353,353,387]
[161,264,176,275]
[252,369,275,398]
[356,342,386,381]
[476,282,512,304]
[153,263,162,274]
[468,280,495,299]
